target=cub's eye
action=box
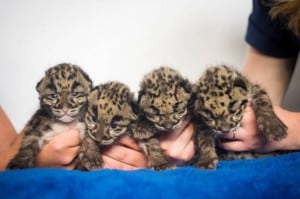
[110,115,123,129]
[200,109,215,119]
[85,112,97,128]
[146,114,160,123]
[72,92,79,97]
[177,109,187,116]
[232,114,242,122]
[49,94,58,99]
[149,105,159,114]
[110,122,117,129]
[91,115,97,123]
[204,117,214,122]
[174,102,185,112]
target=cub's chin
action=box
[58,115,75,123]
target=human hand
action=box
[36,129,81,169]
[218,106,272,153]
[101,116,195,170]
[159,116,195,165]
[101,135,148,170]
[36,117,195,170]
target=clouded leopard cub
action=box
[131,66,193,170]
[192,65,287,168]
[76,81,138,170]
[6,63,92,169]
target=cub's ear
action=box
[233,77,247,91]
[36,77,46,93]
[76,68,93,91]
[187,92,196,110]
[137,90,145,106]
[88,86,100,101]
[179,78,192,93]
[119,86,132,103]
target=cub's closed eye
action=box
[177,108,186,115]
[91,115,97,123]
[174,102,184,111]
[201,109,213,118]
[149,105,159,114]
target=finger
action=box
[161,116,191,140]
[116,135,141,151]
[168,140,195,164]
[161,122,194,153]
[63,161,78,170]
[218,140,249,152]
[240,105,257,126]
[58,146,81,162]
[37,145,80,167]
[101,156,143,170]
[160,118,192,148]
[52,129,81,148]
[102,144,147,167]
[220,131,241,140]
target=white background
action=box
[0,0,299,132]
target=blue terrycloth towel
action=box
[1,152,300,199]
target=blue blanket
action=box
[1,152,300,199]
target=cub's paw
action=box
[78,157,103,171]
[194,157,218,170]
[149,161,174,171]
[257,114,287,141]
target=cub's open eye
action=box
[72,92,79,97]
[110,115,123,130]
[50,94,58,99]
[110,122,117,129]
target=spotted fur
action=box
[131,66,192,170]
[76,81,137,170]
[191,65,287,168]
[7,63,92,169]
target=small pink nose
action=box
[62,106,69,113]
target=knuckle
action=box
[167,149,181,159]
[52,142,64,152]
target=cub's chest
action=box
[38,122,85,148]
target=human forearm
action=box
[243,46,296,105]
[0,131,23,171]
[0,106,18,152]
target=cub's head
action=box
[192,65,248,133]
[85,81,137,145]
[36,63,93,123]
[138,66,192,131]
